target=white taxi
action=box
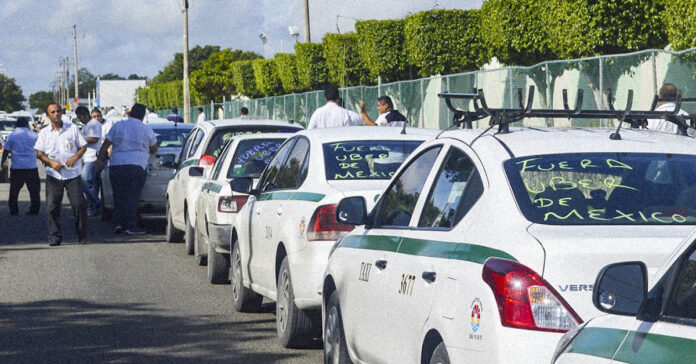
[165,118,303,254]
[324,127,696,363]
[191,133,290,283]
[229,127,438,348]
[553,228,696,363]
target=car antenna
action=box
[608,88,633,140]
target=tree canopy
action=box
[29,91,54,110]
[152,45,221,83]
[0,74,25,112]
[190,48,261,102]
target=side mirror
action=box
[593,261,648,316]
[159,154,176,169]
[188,166,204,177]
[230,177,254,195]
[336,196,368,225]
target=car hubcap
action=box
[278,270,289,332]
[325,306,339,363]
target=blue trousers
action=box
[81,161,101,212]
[109,164,146,230]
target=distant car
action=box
[8,111,38,132]
[100,121,195,220]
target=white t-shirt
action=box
[106,118,157,170]
[647,103,693,136]
[34,122,87,180]
[5,127,38,169]
[197,112,206,123]
[307,102,353,129]
[374,110,407,127]
[346,109,363,126]
[81,118,102,163]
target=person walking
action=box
[77,106,102,217]
[197,107,206,123]
[307,86,353,129]
[359,96,407,127]
[166,106,184,123]
[1,117,40,215]
[95,104,158,235]
[35,103,88,246]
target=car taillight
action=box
[307,204,354,241]
[482,257,582,333]
[218,196,249,213]
[199,155,215,166]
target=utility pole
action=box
[182,0,191,123]
[60,58,66,107]
[73,24,79,105]
[303,0,310,42]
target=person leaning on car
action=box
[1,116,40,215]
[95,103,158,235]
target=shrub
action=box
[252,59,283,96]
[295,42,329,90]
[274,53,303,93]
[322,32,371,87]
[232,60,260,98]
[355,19,412,82]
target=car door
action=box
[171,128,203,226]
[342,145,444,363]
[202,140,234,240]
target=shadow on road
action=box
[0,299,307,363]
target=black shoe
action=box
[48,241,61,247]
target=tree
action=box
[190,48,261,102]
[128,74,143,80]
[68,67,96,99]
[322,32,371,87]
[355,19,412,83]
[29,91,54,110]
[664,0,696,77]
[252,59,283,96]
[0,74,25,112]
[152,45,221,83]
[295,42,329,90]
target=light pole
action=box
[303,0,310,42]
[182,0,191,123]
[259,33,268,58]
[289,26,299,43]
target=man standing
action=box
[359,96,407,127]
[1,117,40,215]
[197,107,206,123]
[77,106,102,217]
[307,86,353,129]
[96,104,158,235]
[337,97,363,126]
[35,103,88,246]
[166,106,184,123]
[647,83,692,135]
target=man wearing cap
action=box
[307,85,353,129]
[167,106,184,123]
[35,103,88,246]
[1,116,40,215]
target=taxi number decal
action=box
[265,226,272,240]
[398,274,416,296]
[359,262,372,282]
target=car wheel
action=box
[165,201,184,243]
[184,211,195,255]
[324,290,350,364]
[100,185,112,222]
[208,236,230,284]
[429,342,450,364]
[194,220,207,266]
[231,241,262,312]
[276,256,316,348]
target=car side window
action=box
[273,138,310,190]
[258,139,296,192]
[211,140,233,180]
[663,248,696,320]
[179,129,198,162]
[418,148,483,229]
[188,129,205,158]
[374,146,442,228]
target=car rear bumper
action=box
[208,222,231,253]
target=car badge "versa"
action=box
[558,284,594,292]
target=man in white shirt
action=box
[1,117,40,215]
[307,86,354,129]
[77,106,102,217]
[197,107,206,123]
[337,97,363,126]
[359,95,407,127]
[35,103,88,246]
[95,103,158,235]
[647,83,692,136]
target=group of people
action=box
[1,103,158,246]
[306,85,407,129]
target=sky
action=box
[0,0,482,100]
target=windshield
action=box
[228,138,285,178]
[323,140,422,180]
[151,126,194,148]
[204,126,301,159]
[0,120,17,131]
[505,153,696,225]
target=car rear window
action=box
[0,120,16,131]
[504,153,696,225]
[323,140,422,180]
[204,126,300,159]
[151,126,194,148]
[228,139,285,178]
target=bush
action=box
[191,48,261,102]
[232,60,260,98]
[295,42,329,90]
[664,0,696,51]
[252,59,283,96]
[274,53,303,93]
[355,19,412,82]
[136,80,183,111]
[322,32,370,87]
[404,9,487,77]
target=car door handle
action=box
[422,271,436,283]
[375,260,387,270]
[276,208,283,216]
[256,209,262,215]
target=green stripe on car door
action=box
[257,191,325,202]
[564,327,628,360]
[203,182,222,193]
[613,328,696,363]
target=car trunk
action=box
[527,224,694,320]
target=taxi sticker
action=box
[470,298,483,340]
[299,217,306,237]
[64,139,73,152]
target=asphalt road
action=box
[0,169,322,363]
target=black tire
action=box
[184,211,195,255]
[165,200,184,243]
[429,342,450,364]
[276,256,316,348]
[194,220,207,266]
[100,185,112,222]
[230,241,262,312]
[324,290,350,364]
[208,236,230,284]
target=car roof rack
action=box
[438,86,696,140]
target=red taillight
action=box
[199,155,215,166]
[307,204,354,241]
[218,195,249,213]
[482,258,582,333]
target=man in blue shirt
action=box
[166,106,184,123]
[1,117,40,215]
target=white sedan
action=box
[229,126,438,348]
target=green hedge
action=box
[404,9,487,77]
[274,53,303,93]
[232,60,260,98]
[295,42,328,90]
[355,19,411,82]
[136,80,184,111]
[322,32,370,87]
[252,59,283,96]
[664,0,696,51]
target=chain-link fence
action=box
[166,47,696,129]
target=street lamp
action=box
[288,26,299,43]
[259,32,268,58]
